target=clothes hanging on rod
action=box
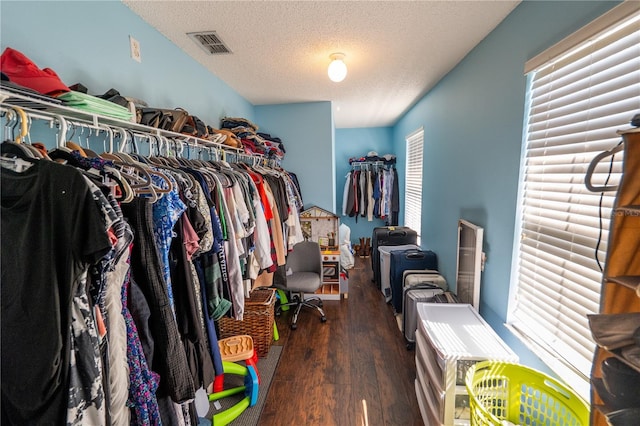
[1,103,304,426]
[342,158,399,225]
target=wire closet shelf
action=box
[0,88,278,166]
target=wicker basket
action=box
[217,288,276,358]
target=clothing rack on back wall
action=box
[349,159,385,170]
[1,90,305,425]
[343,153,399,225]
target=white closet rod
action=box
[0,89,252,155]
[1,105,114,148]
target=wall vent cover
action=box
[187,31,232,55]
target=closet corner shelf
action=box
[606,275,640,295]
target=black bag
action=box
[137,107,189,133]
[97,88,129,108]
[181,115,208,138]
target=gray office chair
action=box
[275,241,327,330]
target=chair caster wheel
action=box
[291,323,297,330]
[406,342,415,351]
[321,316,327,323]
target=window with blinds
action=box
[405,128,424,243]
[508,4,640,398]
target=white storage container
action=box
[415,303,518,425]
[378,244,419,302]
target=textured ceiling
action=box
[123,0,520,128]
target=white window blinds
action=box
[508,5,640,398]
[405,128,424,243]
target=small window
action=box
[405,128,424,244]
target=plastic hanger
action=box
[149,137,196,192]
[120,129,174,198]
[585,142,624,193]
[48,117,75,162]
[97,127,157,197]
[162,138,182,168]
[10,106,28,144]
[1,108,37,162]
[53,115,68,149]
[147,135,169,167]
[3,108,52,163]
[176,138,195,167]
[113,129,139,164]
[1,140,38,163]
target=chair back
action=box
[287,241,322,277]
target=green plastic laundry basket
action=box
[465,361,589,426]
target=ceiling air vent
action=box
[187,31,232,55]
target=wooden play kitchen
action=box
[299,206,348,300]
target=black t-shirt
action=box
[1,160,112,424]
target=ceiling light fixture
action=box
[328,53,347,83]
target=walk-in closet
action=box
[2,1,639,425]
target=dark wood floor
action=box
[258,256,423,426]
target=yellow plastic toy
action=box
[208,361,259,426]
[200,335,260,425]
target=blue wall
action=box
[335,127,393,242]
[392,0,621,367]
[0,1,254,128]
[256,102,334,212]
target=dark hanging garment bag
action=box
[389,249,438,313]
[371,226,417,287]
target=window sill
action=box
[505,323,591,402]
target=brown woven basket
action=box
[217,288,276,358]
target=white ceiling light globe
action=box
[328,53,347,83]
